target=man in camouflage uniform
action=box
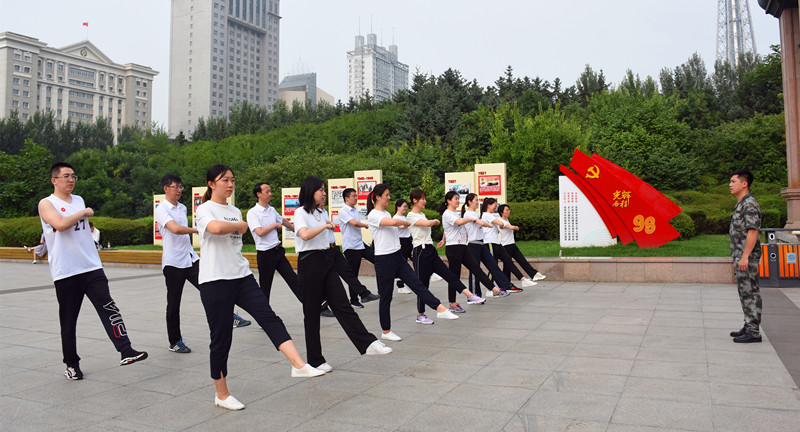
[728,168,762,343]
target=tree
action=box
[575,64,608,107]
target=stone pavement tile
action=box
[539,371,628,396]
[581,332,644,347]
[711,405,800,432]
[12,376,118,406]
[708,363,797,387]
[182,408,305,432]
[116,394,226,430]
[520,390,618,422]
[81,419,171,432]
[705,348,787,368]
[314,394,427,429]
[507,339,575,356]
[648,316,705,328]
[399,332,467,348]
[647,325,705,338]
[546,309,603,324]
[0,368,55,396]
[129,369,214,397]
[467,327,531,341]
[489,352,565,371]
[605,424,697,432]
[641,332,705,350]
[427,346,502,366]
[502,414,607,432]
[539,321,595,332]
[556,356,634,376]
[457,335,520,353]
[704,333,777,352]
[254,380,357,419]
[623,376,711,403]
[0,364,26,377]
[597,315,651,326]
[569,343,639,359]
[399,404,514,432]
[365,375,457,404]
[304,369,386,395]
[527,329,587,344]
[611,397,713,431]
[70,386,174,416]
[469,364,550,388]
[290,418,392,432]
[591,323,649,335]
[655,303,703,313]
[3,405,112,432]
[710,382,800,411]
[86,363,174,386]
[0,345,61,367]
[439,382,536,412]
[398,360,483,382]
[629,359,709,381]
[0,395,53,423]
[342,351,424,374]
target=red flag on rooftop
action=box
[82,22,88,27]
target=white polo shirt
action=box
[247,203,282,251]
[367,209,400,256]
[294,207,333,252]
[154,200,199,269]
[338,204,365,251]
[195,201,251,284]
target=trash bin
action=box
[758,228,800,287]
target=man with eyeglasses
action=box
[154,174,251,355]
[38,162,148,380]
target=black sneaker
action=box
[321,308,335,318]
[730,327,747,337]
[64,365,83,380]
[733,333,762,343]
[120,348,149,366]
[350,300,365,309]
[233,313,251,328]
[507,285,523,293]
[361,292,380,303]
[396,280,405,288]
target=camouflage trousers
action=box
[734,262,762,337]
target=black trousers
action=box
[256,246,303,304]
[503,243,539,280]
[487,242,524,280]
[54,269,132,367]
[468,243,512,294]
[163,261,199,346]
[199,274,291,380]
[374,251,442,330]
[446,244,495,300]
[397,237,413,288]
[341,244,373,302]
[412,245,467,313]
[298,250,377,367]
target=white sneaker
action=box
[291,364,325,378]
[381,331,402,341]
[31,260,37,264]
[366,339,393,355]
[316,362,333,373]
[430,273,443,282]
[397,287,412,294]
[215,394,245,410]
[437,310,460,320]
[520,279,536,287]
[484,290,494,298]
[533,273,547,281]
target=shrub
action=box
[507,201,560,241]
[761,208,782,230]
[670,212,696,239]
[0,216,152,247]
[0,217,45,247]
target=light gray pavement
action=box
[1,261,799,432]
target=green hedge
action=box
[0,216,152,247]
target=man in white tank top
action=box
[38,162,148,381]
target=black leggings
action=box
[445,244,494,300]
[468,243,512,294]
[413,245,468,313]
[487,242,524,280]
[374,251,442,330]
[503,243,539,280]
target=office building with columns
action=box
[169,0,281,136]
[347,33,408,103]
[0,31,158,143]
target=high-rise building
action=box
[169,0,281,135]
[347,33,408,103]
[0,31,158,144]
[278,73,334,107]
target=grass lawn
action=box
[118,234,732,257]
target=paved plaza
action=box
[1,261,799,431]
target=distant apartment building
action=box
[0,31,158,143]
[169,0,281,135]
[347,33,408,103]
[278,73,334,107]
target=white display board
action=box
[559,176,616,248]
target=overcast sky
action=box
[1,0,781,128]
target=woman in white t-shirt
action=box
[498,204,546,283]
[393,199,413,294]
[460,193,517,298]
[407,189,485,325]
[480,198,535,288]
[438,191,507,304]
[195,165,324,411]
[294,176,392,371]
[367,184,459,342]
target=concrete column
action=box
[780,8,800,228]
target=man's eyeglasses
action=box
[167,185,185,191]
[53,174,78,180]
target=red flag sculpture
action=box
[560,149,681,248]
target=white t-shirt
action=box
[463,210,484,243]
[91,227,100,244]
[293,207,333,252]
[499,219,516,246]
[367,209,400,256]
[195,200,251,284]
[481,212,502,244]
[338,204,365,251]
[407,211,433,247]
[154,200,199,269]
[441,209,467,246]
[394,214,411,238]
[39,194,102,281]
[247,203,283,251]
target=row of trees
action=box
[0,50,786,220]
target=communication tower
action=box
[717,0,758,66]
